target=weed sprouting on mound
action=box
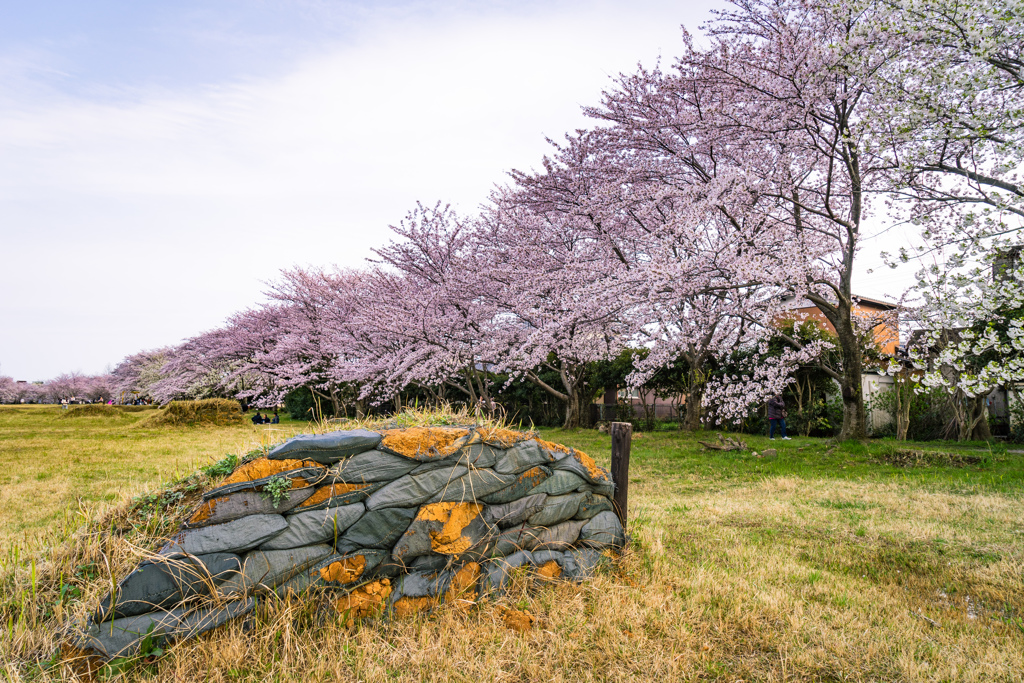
[138,399,245,427]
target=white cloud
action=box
[1,1,721,379]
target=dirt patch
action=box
[332,579,392,626]
[880,449,984,468]
[498,605,534,632]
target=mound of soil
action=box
[139,399,245,427]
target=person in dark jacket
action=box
[767,394,791,440]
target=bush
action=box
[284,387,318,421]
[868,385,950,441]
[139,399,245,427]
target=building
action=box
[780,294,900,432]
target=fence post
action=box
[610,421,632,530]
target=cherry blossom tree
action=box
[111,349,173,402]
[0,375,17,404]
[357,203,500,410]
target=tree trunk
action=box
[969,395,992,441]
[827,298,868,441]
[329,387,342,418]
[564,385,590,430]
[895,372,913,441]
[683,384,703,431]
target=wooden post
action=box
[610,421,632,530]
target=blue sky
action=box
[0,0,914,381]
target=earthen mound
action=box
[68,425,623,662]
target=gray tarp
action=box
[492,441,556,475]
[218,544,333,596]
[261,503,365,550]
[481,466,552,504]
[365,464,469,510]
[550,453,612,485]
[527,470,589,497]
[335,506,417,552]
[573,492,615,520]
[203,466,328,499]
[162,514,288,556]
[185,487,315,528]
[533,519,587,550]
[427,468,517,504]
[526,492,587,527]
[76,598,254,660]
[96,553,241,622]
[331,450,418,483]
[579,511,625,548]
[482,494,547,528]
[267,429,382,464]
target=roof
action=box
[781,293,898,311]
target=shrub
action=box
[284,387,317,421]
[138,399,245,427]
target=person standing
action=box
[767,394,791,440]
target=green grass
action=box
[0,405,309,542]
[537,427,1022,496]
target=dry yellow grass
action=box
[1,406,1022,681]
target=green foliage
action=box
[202,453,240,478]
[102,622,165,678]
[1007,399,1024,444]
[284,387,318,421]
[869,385,950,441]
[262,474,292,508]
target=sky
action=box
[0,0,919,381]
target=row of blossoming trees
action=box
[5,0,1021,440]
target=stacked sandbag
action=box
[74,426,623,660]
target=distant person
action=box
[271,412,280,424]
[251,412,263,425]
[767,394,791,440]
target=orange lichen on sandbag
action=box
[536,560,563,580]
[535,438,572,457]
[515,465,550,489]
[187,496,229,525]
[317,555,366,584]
[392,596,435,618]
[570,449,609,482]
[475,427,529,448]
[446,562,481,604]
[416,502,484,555]
[333,579,392,626]
[379,427,470,460]
[218,457,323,485]
[295,482,371,509]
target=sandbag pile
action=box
[73,426,623,660]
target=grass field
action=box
[2,405,1023,682]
